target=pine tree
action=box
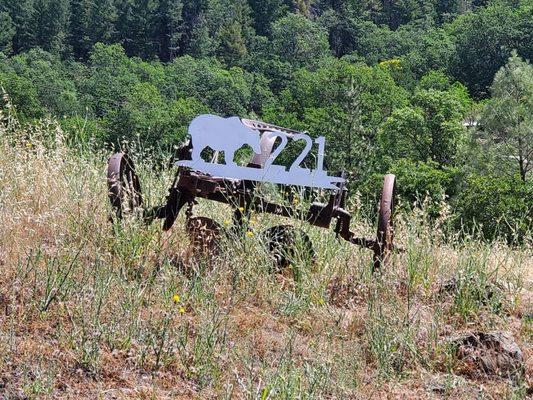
[154,0,183,61]
[216,19,247,66]
[116,0,157,58]
[248,0,288,36]
[293,0,311,16]
[3,0,36,53]
[89,0,117,46]
[69,0,92,59]
[0,12,16,54]
[33,0,70,55]
[180,0,209,55]
[187,14,212,58]
[481,52,533,182]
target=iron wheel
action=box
[107,153,143,219]
[373,174,396,271]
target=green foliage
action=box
[155,0,184,61]
[360,159,458,217]
[82,43,139,117]
[480,52,533,182]
[0,71,44,119]
[264,59,408,179]
[248,0,288,36]
[454,174,532,242]
[449,2,532,97]
[390,159,458,205]
[60,116,108,147]
[0,0,530,98]
[0,12,15,55]
[379,87,467,166]
[32,0,70,56]
[215,20,248,66]
[271,13,330,69]
[69,0,118,60]
[2,0,37,53]
[3,49,82,116]
[105,87,209,148]
[165,55,271,115]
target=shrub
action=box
[359,159,458,218]
[453,174,533,242]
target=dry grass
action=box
[0,110,532,399]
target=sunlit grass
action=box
[0,111,531,398]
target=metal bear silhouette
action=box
[189,115,261,166]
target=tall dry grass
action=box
[0,103,531,398]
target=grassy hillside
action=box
[0,111,531,398]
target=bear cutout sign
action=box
[176,114,345,189]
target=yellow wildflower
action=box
[238,207,245,212]
[224,220,231,225]
[246,231,254,238]
[179,306,186,314]
[172,294,181,303]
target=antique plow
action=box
[107,115,396,270]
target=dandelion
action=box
[246,231,254,238]
[292,197,299,205]
[172,294,181,303]
[238,207,245,212]
[179,306,186,314]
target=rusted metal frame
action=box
[168,167,378,250]
[107,121,397,273]
[172,177,376,250]
[198,185,300,220]
[158,138,388,253]
[332,208,375,249]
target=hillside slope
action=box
[0,119,531,398]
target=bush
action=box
[454,174,533,242]
[358,159,458,218]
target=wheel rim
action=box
[107,153,143,219]
[373,174,396,271]
[262,225,315,274]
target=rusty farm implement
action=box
[107,115,396,271]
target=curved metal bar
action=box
[107,152,143,219]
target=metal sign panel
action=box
[176,114,345,189]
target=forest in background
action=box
[0,0,531,240]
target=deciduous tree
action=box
[480,52,533,182]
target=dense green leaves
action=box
[480,52,533,182]
[449,2,532,97]
[271,14,330,69]
[379,87,467,166]
[0,0,530,97]
[262,59,408,181]
[454,174,532,242]
[0,12,15,54]
[69,0,118,60]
